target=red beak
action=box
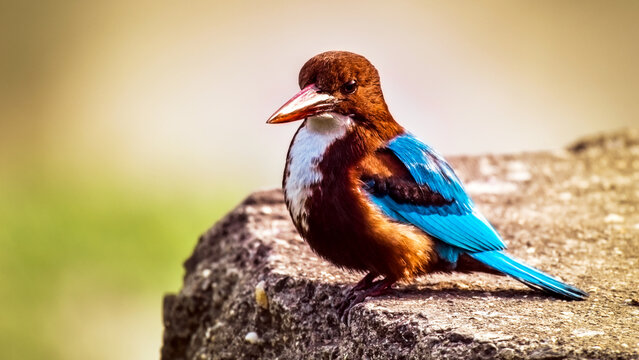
[266,84,337,124]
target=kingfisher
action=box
[266,51,587,315]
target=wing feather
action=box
[362,133,506,254]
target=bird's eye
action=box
[341,80,358,94]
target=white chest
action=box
[283,113,352,231]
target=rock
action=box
[162,130,639,360]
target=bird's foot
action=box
[338,277,395,323]
[342,272,378,300]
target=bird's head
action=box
[267,51,394,130]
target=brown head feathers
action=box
[298,51,395,131]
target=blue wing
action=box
[365,133,506,260]
[362,133,588,300]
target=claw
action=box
[342,272,378,300]
[337,277,396,322]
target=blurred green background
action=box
[1,1,638,359]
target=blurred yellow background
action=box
[1,1,637,359]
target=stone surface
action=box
[162,130,639,360]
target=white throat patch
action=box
[284,112,353,231]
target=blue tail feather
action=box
[470,251,588,300]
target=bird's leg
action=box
[344,272,378,297]
[338,277,396,321]
[339,272,380,317]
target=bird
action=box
[266,51,587,316]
